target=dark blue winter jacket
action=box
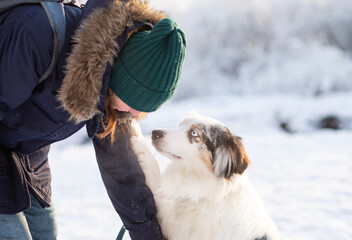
[0,1,167,239]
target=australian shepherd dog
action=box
[130,113,281,240]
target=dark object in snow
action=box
[316,115,343,130]
[279,120,295,134]
[276,113,295,133]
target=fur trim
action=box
[57,0,167,123]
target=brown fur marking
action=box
[231,135,251,175]
[187,124,202,144]
[211,126,251,178]
[200,148,214,173]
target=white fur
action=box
[130,115,281,240]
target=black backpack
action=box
[0,0,66,83]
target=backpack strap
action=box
[0,0,58,14]
[39,1,66,84]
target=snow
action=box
[50,0,352,239]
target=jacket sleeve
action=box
[0,22,51,121]
[92,122,164,240]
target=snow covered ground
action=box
[51,0,352,239]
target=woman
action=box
[0,0,186,239]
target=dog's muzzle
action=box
[152,130,164,140]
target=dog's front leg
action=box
[130,120,161,194]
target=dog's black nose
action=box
[152,130,164,140]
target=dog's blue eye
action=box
[191,130,198,137]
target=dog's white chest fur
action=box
[156,167,278,240]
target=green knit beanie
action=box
[109,18,186,112]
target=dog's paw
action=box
[130,120,143,138]
[130,136,149,156]
[130,136,162,192]
[130,136,157,166]
[131,136,156,167]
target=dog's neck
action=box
[159,161,247,202]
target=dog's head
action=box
[151,114,251,179]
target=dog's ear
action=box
[213,134,251,179]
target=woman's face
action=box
[108,90,141,117]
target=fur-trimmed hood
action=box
[57,0,167,123]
